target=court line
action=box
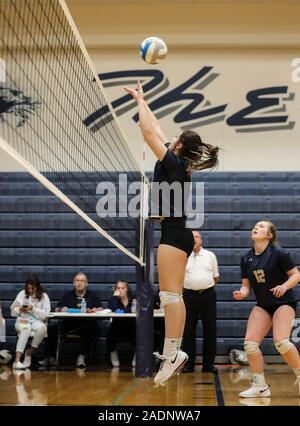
[195,381,214,385]
[214,373,225,406]
[111,382,137,406]
[192,397,216,400]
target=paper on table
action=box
[95,308,112,315]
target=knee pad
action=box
[159,291,183,307]
[244,340,260,355]
[274,339,293,355]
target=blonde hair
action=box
[260,220,278,246]
[178,130,219,172]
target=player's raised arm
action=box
[124,81,167,160]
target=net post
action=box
[135,218,155,378]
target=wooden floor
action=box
[0,364,299,406]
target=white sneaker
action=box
[153,350,188,386]
[110,351,120,367]
[239,382,271,398]
[23,353,31,368]
[76,354,86,368]
[38,357,56,367]
[295,376,300,396]
[13,361,26,370]
[131,354,136,367]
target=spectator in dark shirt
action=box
[107,279,136,368]
[39,272,102,368]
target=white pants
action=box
[15,320,47,354]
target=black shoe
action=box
[202,365,218,373]
[182,365,195,373]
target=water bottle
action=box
[131,299,137,314]
[80,298,87,313]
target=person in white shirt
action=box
[182,231,219,373]
[10,275,50,370]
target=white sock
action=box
[293,366,300,378]
[252,373,266,386]
[163,338,178,359]
[176,338,182,350]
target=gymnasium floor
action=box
[0,365,299,406]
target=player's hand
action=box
[113,290,121,297]
[124,80,144,103]
[233,290,247,300]
[60,306,68,312]
[270,284,288,298]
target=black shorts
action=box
[256,302,297,317]
[159,217,194,257]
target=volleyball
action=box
[139,37,168,64]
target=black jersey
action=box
[152,145,191,217]
[240,245,296,306]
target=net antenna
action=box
[0,0,148,265]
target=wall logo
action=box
[0,86,41,128]
[291,58,300,83]
[84,67,295,133]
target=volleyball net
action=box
[0,0,147,264]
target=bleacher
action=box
[1,171,300,362]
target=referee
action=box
[182,231,220,373]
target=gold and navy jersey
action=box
[240,245,296,306]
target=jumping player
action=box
[234,220,300,397]
[124,81,219,385]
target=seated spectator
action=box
[0,300,7,349]
[39,272,102,368]
[107,279,136,368]
[10,275,50,370]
